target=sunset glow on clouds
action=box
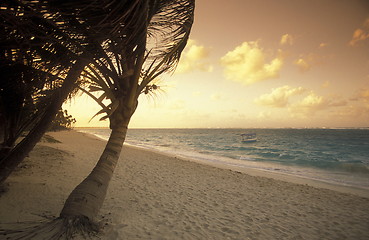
[255,86,306,108]
[175,40,213,74]
[294,58,311,72]
[220,41,283,85]
[349,18,369,46]
[280,34,295,46]
[290,92,347,117]
[255,86,348,118]
[67,0,369,128]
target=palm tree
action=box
[1,0,195,238]
[0,0,86,183]
[61,0,195,222]
[0,0,129,183]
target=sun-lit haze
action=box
[65,0,369,128]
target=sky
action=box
[65,0,369,128]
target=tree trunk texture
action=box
[60,126,128,220]
[0,59,86,184]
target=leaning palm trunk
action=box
[60,126,128,220]
[0,59,87,184]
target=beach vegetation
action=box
[49,109,77,131]
[0,0,195,238]
[0,0,89,183]
[0,0,139,184]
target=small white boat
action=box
[241,133,257,143]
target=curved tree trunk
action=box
[0,59,86,184]
[60,126,128,220]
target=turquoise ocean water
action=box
[78,128,369,191]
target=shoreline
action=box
[1,130,369,239]
[124,142,369,198]
[78,128,369,198]
[80,129,369,198]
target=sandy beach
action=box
[1,130,369,239]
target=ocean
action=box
[77,128,369,191]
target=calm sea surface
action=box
[78,128,369,190]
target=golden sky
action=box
[66,0,369,128]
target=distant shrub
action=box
[49,109,76,131]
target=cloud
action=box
[319,43,328,48]
[334,87,369,120]
[349,29,369,46]
[352,88,369,102]
[333,104,369,119]
[290,92,347,116]
[297,92,325,109]
[176,39,213,74]
[349,18,369,46]
[255,85,306,108]
[220,41,284,85]
[256,86,349,118]
[280,34,294,45]
[358,88,369,101]
[294,58,311,72]
[293,54,322,73]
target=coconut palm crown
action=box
[76,0,195,128]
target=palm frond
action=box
[138,0,195,92]
[147,0,195,69]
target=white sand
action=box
[1,130,369,239]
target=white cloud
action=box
[255,85,306,108]
[290,92,347,117]
[176,39,213,74]
[280,34,294,45]
[349,18,369,46]
[294,53,324,73]
[256,86,349,118]
[297,92,325,108]
[220,41,283,85]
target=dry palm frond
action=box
[0,216,101,239]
